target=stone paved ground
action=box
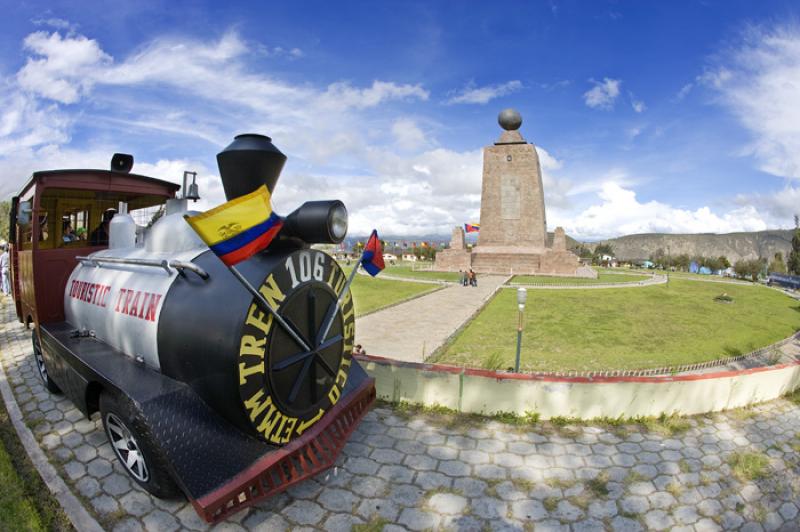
[355,275,507,362]
[2,300,800,531]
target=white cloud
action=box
[630,93,646,113]
[701,25,800,179]
[554,181,768,240]
[583,78,621,110]
[31,17,77,31]
[17,31,112,104]
[447,80,522,105]
[391,118,426,150]
[676,83,693,100]
[734,186,800,227]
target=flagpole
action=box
[317,256,362,344]
[227,265,312,352]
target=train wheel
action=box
[99,392,181,499]
[32,332,60,394]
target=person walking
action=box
[469,269,478,287]
[0,245,9,296]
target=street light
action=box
[515,288,527,372]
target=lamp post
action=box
[515,288,527,373]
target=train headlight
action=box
[329,203,348,242]
[284,200,348,244]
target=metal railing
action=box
[76,256,209,279]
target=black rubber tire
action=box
[32,331,61,394]
[99,391,182,499]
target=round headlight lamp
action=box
[329,204,348,242]
[284,200,349,244]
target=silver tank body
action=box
[63,207,206,370]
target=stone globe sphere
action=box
[498,108,522,131]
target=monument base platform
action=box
[434,246,595,278]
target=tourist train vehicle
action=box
[7,134,375,523]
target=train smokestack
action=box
[216,134,287,200]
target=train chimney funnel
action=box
[216,134,287,200]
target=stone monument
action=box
[434,226,471,271]
[435,109,594,277]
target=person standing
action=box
[0,245,9,296]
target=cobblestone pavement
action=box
[355,275,507,362]
[2,303,800,531]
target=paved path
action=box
[355,275,507,362]
[3,300,800,531]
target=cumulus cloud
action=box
[702,25,800,179]
[555,182,768,240]
[583,78,621,110]
[391,118,426,150]
[17,31,112,104]
[629,93,646,113]
[446,80,522,105]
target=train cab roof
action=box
[17,169,181,199]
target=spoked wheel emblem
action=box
[105,413,149,482]
[269,284,345,414]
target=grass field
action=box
[512,272,650,285]
[0,390,71,531]
[382,264,462,282]
[433,279,800,372]
[339,266,439,316]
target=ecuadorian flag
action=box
[184,185,283,266]
[464,223,480,233]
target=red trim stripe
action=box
[219,222,283,266]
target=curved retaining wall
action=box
[354,354,800,419]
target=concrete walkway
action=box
[2,300,800,531]
[355,275,508,362]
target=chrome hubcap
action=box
[105,413,149,482]
[34,344,48,382]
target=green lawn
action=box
[342,267,439,316]
[512,272,650,285]
[433,279,800,372]
[383,263,462,283]
[0,392,72,531]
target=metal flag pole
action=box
[317,256,363,345]
[227,265,312,352]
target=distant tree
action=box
[704,256,723,272]
[718,256,731,269]
[674,254,691,272]
[768,252,787,274]
[0,200,9,242]
[575,245,593,259]
[795,213,799,229]
[789,225,800,275]
[650,248,665,268]
[734,259,764,282]
[593,243,614,257]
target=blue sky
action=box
[1,0,799,239]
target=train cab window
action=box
[35,188,168,250]
[60,208,90,245]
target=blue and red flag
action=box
[464,223,480,233]
[360,230,385,276]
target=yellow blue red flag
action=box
[464,223,480,233]
[184,185,283,266]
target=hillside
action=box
[589,229,795,262]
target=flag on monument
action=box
[465,223,480,233]
[184,185,283,266]
[361,230,385,276]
